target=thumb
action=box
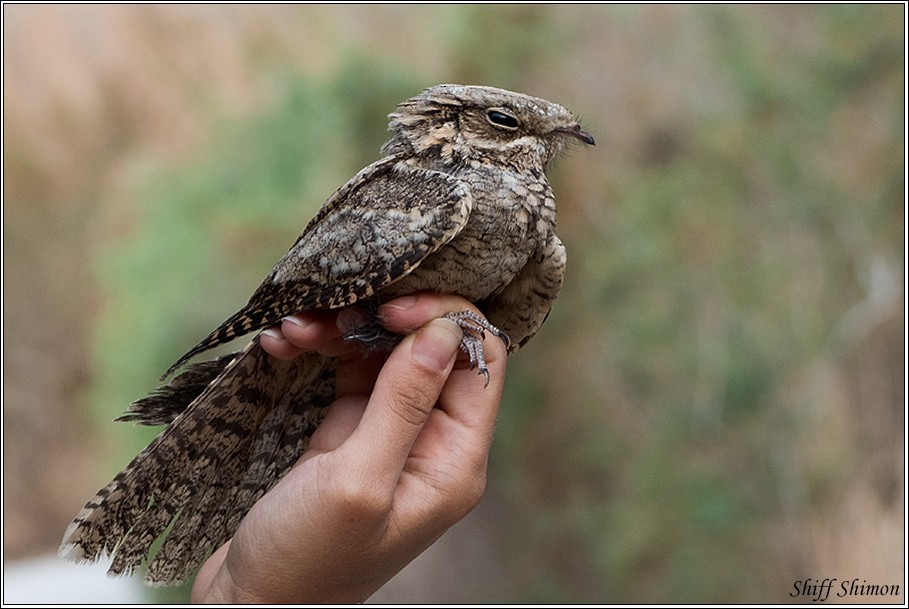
[346,318,463,482]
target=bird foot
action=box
[342,308,509,388]
[444,310,510,387]
[343,323,403,352]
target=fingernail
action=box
[282,315,309,329]
[379,295,418,313]
[260,328,283,341]
[411,318,462,371]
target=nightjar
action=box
[60,84,594,585]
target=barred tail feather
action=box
[60,337,337,586]
[119,354,238,426]
[147,354,335,584]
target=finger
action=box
[260,311,361,359]
[409,327,505,475]
[379,293,507,379]
[286,306,371,357]
[378,293,481,334]
[334,352,384,396]
[438,328,506,434]
[281,312,343,350]
[259,327,304,360]
[343,317,463,484]
[259,312,338,359]
[397,328,505,521]
[190,541,231,602]
[305,395,369,454]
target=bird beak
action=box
[555,124,595,146]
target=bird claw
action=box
[443,310,509,387]
[341,308,508,388]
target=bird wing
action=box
[483,231,567,353]
[165,158,472,376]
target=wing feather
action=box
[165,159,471,376]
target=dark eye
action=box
[486,108,519,130]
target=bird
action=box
[59,84,594,586]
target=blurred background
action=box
[3,4,904,603]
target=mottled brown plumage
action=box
[60,84,593,585]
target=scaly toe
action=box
[444,310,502,387]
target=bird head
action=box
[383,84,594,170]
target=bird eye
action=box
[486,109,520,130]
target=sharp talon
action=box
[443,309,505,388]
[497,330,512,351]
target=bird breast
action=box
[382,166,553,303]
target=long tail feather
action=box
[60,337,336,585]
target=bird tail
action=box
[59,338,336,586]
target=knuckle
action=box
[455,471,486,520]
[433,467,488,526]
[384,381,437,430]
[331,473,392,523]
[457,471,487,514]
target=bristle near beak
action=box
[555,124,595,146]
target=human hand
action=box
[190,294,506,603]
